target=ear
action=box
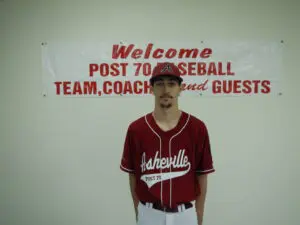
[150,85,154,95]
[179,84,183,93]
[176,85,181,97]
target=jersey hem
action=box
[120,164,135,174]
[196,168,215,175]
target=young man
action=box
[120,62,215,225]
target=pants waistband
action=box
[140,201,193,213]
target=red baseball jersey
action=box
[120,111,215,208]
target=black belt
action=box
[140,201,193,213]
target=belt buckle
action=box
[163,206,175,213]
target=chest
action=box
[136,130,197,171]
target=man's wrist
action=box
[197,217,203,225]
[196,211,203,225]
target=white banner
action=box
[41,41,283,97]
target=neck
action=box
[153,104,181,122]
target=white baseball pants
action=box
[137,201,198,225]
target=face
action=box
[151,76,182,109]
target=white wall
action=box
[1,0,299,225]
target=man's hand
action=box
[129,174,139,222]
[195,174,208,225]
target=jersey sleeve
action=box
[195,123,215,175]
[120,125,136,174]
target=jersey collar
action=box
[146,111,189,138]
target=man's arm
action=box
[129,174,139,222]
[195,174,208,225]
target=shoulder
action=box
[185,112,209,133]
[126,112,151,133]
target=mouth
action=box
[160,95,172,99]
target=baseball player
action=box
[120,62,215,225]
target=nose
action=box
[162,83,171,93]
